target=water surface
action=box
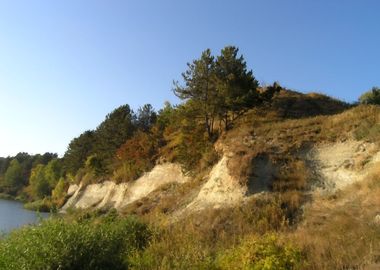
[0,199,48,233]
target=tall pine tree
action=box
[174,49,218,138]
[215,46,259,130]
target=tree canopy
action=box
[94,104,136,167]
[174,46,260,136]
[64,130,96,175]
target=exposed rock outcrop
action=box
[307,140,380,192]
[62,139,380,215]
[185,156,246,211]
[62,163,189,211]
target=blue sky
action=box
[0,0,379,157]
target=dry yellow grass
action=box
[121,92,380,269]
[287,164,380,269]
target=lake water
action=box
[0,199,49,233]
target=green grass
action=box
[0,215,151,270]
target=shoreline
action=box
[0,194,52,213]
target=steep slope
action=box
[63,93,380,221]
[62,163,189,211]
[289,163,380,269]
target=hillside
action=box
[62,89,357,214]
[56,90,380,269]
[1,46,379,269]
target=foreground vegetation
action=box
[0,213,151,270]
[0,211,305,270]
[2,168,379,270]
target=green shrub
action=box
[0,216,151,270]
[113,130,159,183]
[24,198,55,212]
[358,87,380,105]
[217,234,304,270]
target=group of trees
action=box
[174,46,278,138]
[27,159,63,200]
[51,46,280,186]
[0,153,59,199]
[63,104,158,178]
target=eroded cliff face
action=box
[184,156,245,212]
[61,163,189,211]
[307,140,380,192]
[62,139,380,215]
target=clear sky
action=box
[0,0,379,157]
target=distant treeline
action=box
[0,153,60,201]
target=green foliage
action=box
[358,86,380,105]
[136,104,157,132]
[44,159,62,188]
[215,46,259,129]
[23,197,54,212]
[217,234,304,270]
[0,216,151,270]
[85,154,106,177]
[174,48,217,138]
[64,104,159,178]
[113,131,159,182]
[1,159,23,195]
[158,102,218,172]
[28,164,50,199]
[27,159,63,200]
[156,101,176,130]
[0,152,58,198]
[51,177,67,207]
[93,104,136,172]
[64,130,96,175]
[0,157,11,175]
[174,46,261,136]
[176,116,216,172]
[31,153,58,168]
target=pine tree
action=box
[173,49,218,138]
[215,46,259,130]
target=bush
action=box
[113,131,159,183]
[217,234,304,270]
[0,216,151,270]
[359,87,380,105]
[23,198,55,212]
